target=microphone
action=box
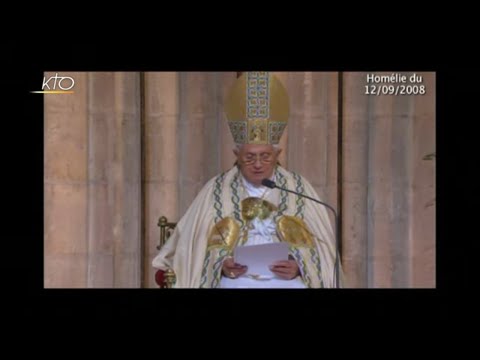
[261,178,340,288]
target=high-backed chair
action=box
[154,216,177,288]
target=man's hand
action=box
[269,260,300,280]
[222,257,248,279]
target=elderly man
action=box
[152,72,344,288]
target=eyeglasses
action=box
[240,153,274,166]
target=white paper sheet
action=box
[234,242,289,279]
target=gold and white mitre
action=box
[224,72,289,145]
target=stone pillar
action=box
[144,72,180,288]
[286,72,338,211]
[44,72,88,287]
[218,72,237,172]
[342,71,435,288]
[86,72,141,288]
[342,72,369,288]
[410,72,435,287]
[272,72,289,168]
[178,72,219,215]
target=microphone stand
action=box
[266,182,340,288]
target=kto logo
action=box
[31,73,75,94]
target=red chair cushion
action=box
[155,269,165,287]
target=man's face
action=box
[235,144,281,187]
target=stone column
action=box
[218,72,237,172]
[286,72,339,211]
[177,72,219,215]
[272,72,289,168]
[342,71,435,288]
[342,72,369,288]
[410,72,435,287]
[86,72,141,288]
[44,72,88,288]
[144,72,180,288]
